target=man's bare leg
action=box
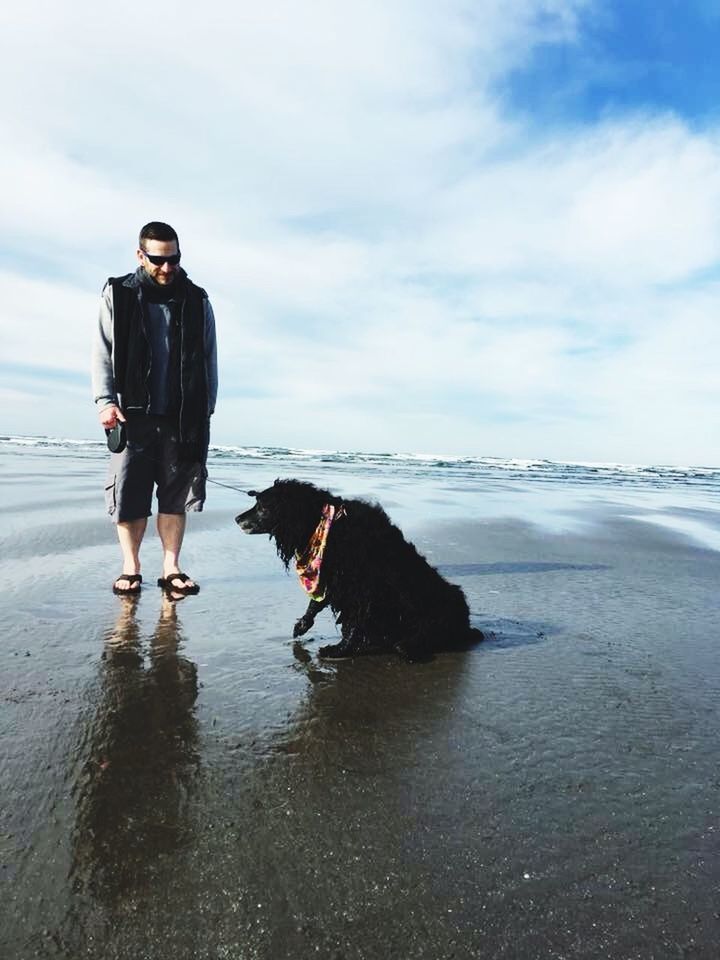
[157,512,198,598]
[114,518,147,594]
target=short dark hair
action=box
[139,221,179,247]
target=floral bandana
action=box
[295,503,346,601]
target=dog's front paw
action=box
[293,616,313,638]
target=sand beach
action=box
[1,438,719,959]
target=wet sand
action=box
[1,443,719,958]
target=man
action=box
[92,221,218,599]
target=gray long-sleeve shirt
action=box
[91,274,218,415]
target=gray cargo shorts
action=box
[105,414,207,523]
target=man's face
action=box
[137,238,180,285]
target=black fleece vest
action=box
[109,274,209,449]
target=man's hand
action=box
[99,404,126,429]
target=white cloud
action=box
[1,271,95,370]
[0,0,718,463]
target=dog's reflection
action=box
[70,597,199,910]
[260,638,473,769]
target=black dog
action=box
[235,479,483,660]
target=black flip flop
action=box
[157,572,200,598]
[112,573,142,595]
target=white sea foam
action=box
[1,435,718,487]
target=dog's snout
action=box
[236,504,264,533]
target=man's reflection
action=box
[70,597,199,910]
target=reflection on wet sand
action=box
[270,640,472,768]
[54,612,476,958]
[188,645,482,960]
[68,598,199,914]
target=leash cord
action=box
[107,435,251,496]
[205,475,251,495]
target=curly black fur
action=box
[236,479,483,661]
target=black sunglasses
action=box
[142,250,181,266]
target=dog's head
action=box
[235,488,273,534]
[235,479,340,566]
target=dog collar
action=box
[295,503,346,601]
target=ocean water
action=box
[5,436,720,528]
[1,436,719,959]
[3,434,719,548]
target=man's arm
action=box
[204,298,218,415]
[91,283,125,428]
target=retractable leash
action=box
[104,421,253,496]
[205,475,254,495]
[105,421,127,454]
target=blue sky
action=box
[1,0,719,465]
[504,0,720,125]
